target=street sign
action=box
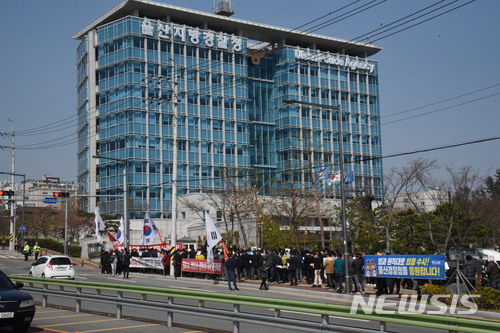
[43,197,58,204]
[20,225,26,232]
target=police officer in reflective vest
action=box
[33,242,41,261]
[23,243,30,261]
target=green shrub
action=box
[472,287,500,311]
[419,284,453,305]
[23,237,81,258]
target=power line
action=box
[4,1,483,151]
[365,0,477,44]
[382,91,500,126]
[382,82,500,119]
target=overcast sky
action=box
[1,0,498,185]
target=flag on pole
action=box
[205,211,222,264]
[116,216,125,244]
[315,167,330,181]
[94,208,106,243]
[344,171,355,183]
[141,212,159,246]
[328,171,341,184]
[221,240,229,261]
[106,229,118,243]
[157,229,167,245]
[205,212,222,249]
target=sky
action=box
[0,0,499,186]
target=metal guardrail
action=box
[9,275,500,333]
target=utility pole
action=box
[64,184,69,255]
[8,120,15,251]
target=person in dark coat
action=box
[303,252,315,284]
[173,249,182,279]
[241,250,251,280]
[352,253,365,293]
[287,251,300,286]
[121,249,131,279]
[161,250,171,276]
[250,250,262,280]
[234,252,244,282]
[258,255,269,290]
[464,255,481,289]
[225,253,239,291]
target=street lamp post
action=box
[283,99,350,293]
[92,155,130,249]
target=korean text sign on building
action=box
[364,255,446,280]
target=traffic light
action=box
[60,228,65,239]
[53,192,70,198]
[0,190,14,197]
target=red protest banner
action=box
[181,259,224,274]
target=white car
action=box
[29,255,75,279]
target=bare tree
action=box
[269,170,316,250]
[207,168,256,248]
[24,207,59,238]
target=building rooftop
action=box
[73,0,381,58]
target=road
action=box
[0,249,497,333]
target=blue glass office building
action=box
[74,0,383,219]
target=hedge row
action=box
[23,238,82,258]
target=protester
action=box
[352,253,365,294]
[324,252,335,289]
[225,253,239,291]
[334,253,345,293]
[312,252,323,287]
[122,249,131,278]
[110,250,117,276]
[173,249,182,279]
[258,254,269,290]
[287,250,300,286]
[162,250,171,276]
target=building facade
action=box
[390,188,451,213]
[74,0,383,228]
[21,175,75,209]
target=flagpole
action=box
[170,58,178,277]
[283,99,350,294]
[93,155,130,250]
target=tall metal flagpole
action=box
[170,58,179,276]
[283,99,350,293]
[92,155,130,249]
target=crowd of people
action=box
[98,246,500,294]
[99,249,132,278]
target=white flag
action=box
[205,211,222,264]
[141,212,158,246]
[116,216,125,245]
[205,211,222,249]
[94,208,106,243]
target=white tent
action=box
[478,248,500,261]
